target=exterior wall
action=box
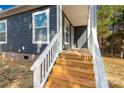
[0,52,38,62]
[74,26,88,48]
[0,5,57,55]
[62,10,88,49]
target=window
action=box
[64,18,70,44]
[32,9,49,44]
[0,20,7,43]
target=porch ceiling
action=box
[62,5,89,26]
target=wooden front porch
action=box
[31,5,109,88]
[44,48,96,88]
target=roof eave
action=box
[0,5,44,19]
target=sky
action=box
[0,5,15,11]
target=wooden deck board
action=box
[49,72,95,88]
[44,49,96,88]
[56,58,93,69]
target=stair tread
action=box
[45,78,88,88]
[49,72,96,87]
[51,71,95,80]
[60,51,92,61]
[59,54,82,59]
[56,59,93,69]
[57,58,93,64]
[44,49,95,88]
[62,48,92,57]
[60,51,81,57]
[53,64,94,74]
[60,52,91,57]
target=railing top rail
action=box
[31,32,60,71]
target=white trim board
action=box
[32,9,50,44]
[0,20,7,44]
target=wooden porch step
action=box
[59,53,82,60]
[44,79,69,88]
[45,72,95,88]
[56,58,93,69]
[46,83,66,88]
[67,48,92,56]
[45,78,88,88]
[44,49,95,88]
[60,51,92,61]
[52,64,95,80]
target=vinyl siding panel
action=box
[0,5,57,55]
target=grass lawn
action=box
[103,57,124,88]
[0,59,33,88]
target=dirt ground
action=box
[0,59,33,88]
[1,56,124,88]
[103,57,124,88]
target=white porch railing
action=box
[30,31,62,88]
[31,6,62,88]
[88,5,109,88]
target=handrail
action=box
[88,5,109,88]
[30,31,62,88]
[89,30,109,88]
[31,32,60,71]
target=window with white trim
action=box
[0,20,7,43]
[32,9,49,44]
[64,18,70,44]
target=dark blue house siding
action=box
[0,5,57,55]
[74,26,88,48]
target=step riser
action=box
[81,56,92,61]
[59,54,92,61]
[45,82,67,88]
[49,74,95,88]
[59,54,81,60]
[48,84,66,88]
[46,78,91,88]
[56,60,93,69]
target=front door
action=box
[63,18,71,49]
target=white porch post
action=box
[88,5,109,88]
[87,5,91,48]
[57,5,63,52]
[33,66,41,88]
[91,5,99,88]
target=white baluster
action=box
[33,65,41,88]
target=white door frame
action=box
[71,26,74,48]
[64,17,71,45]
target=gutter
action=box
[0,5,44,19]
